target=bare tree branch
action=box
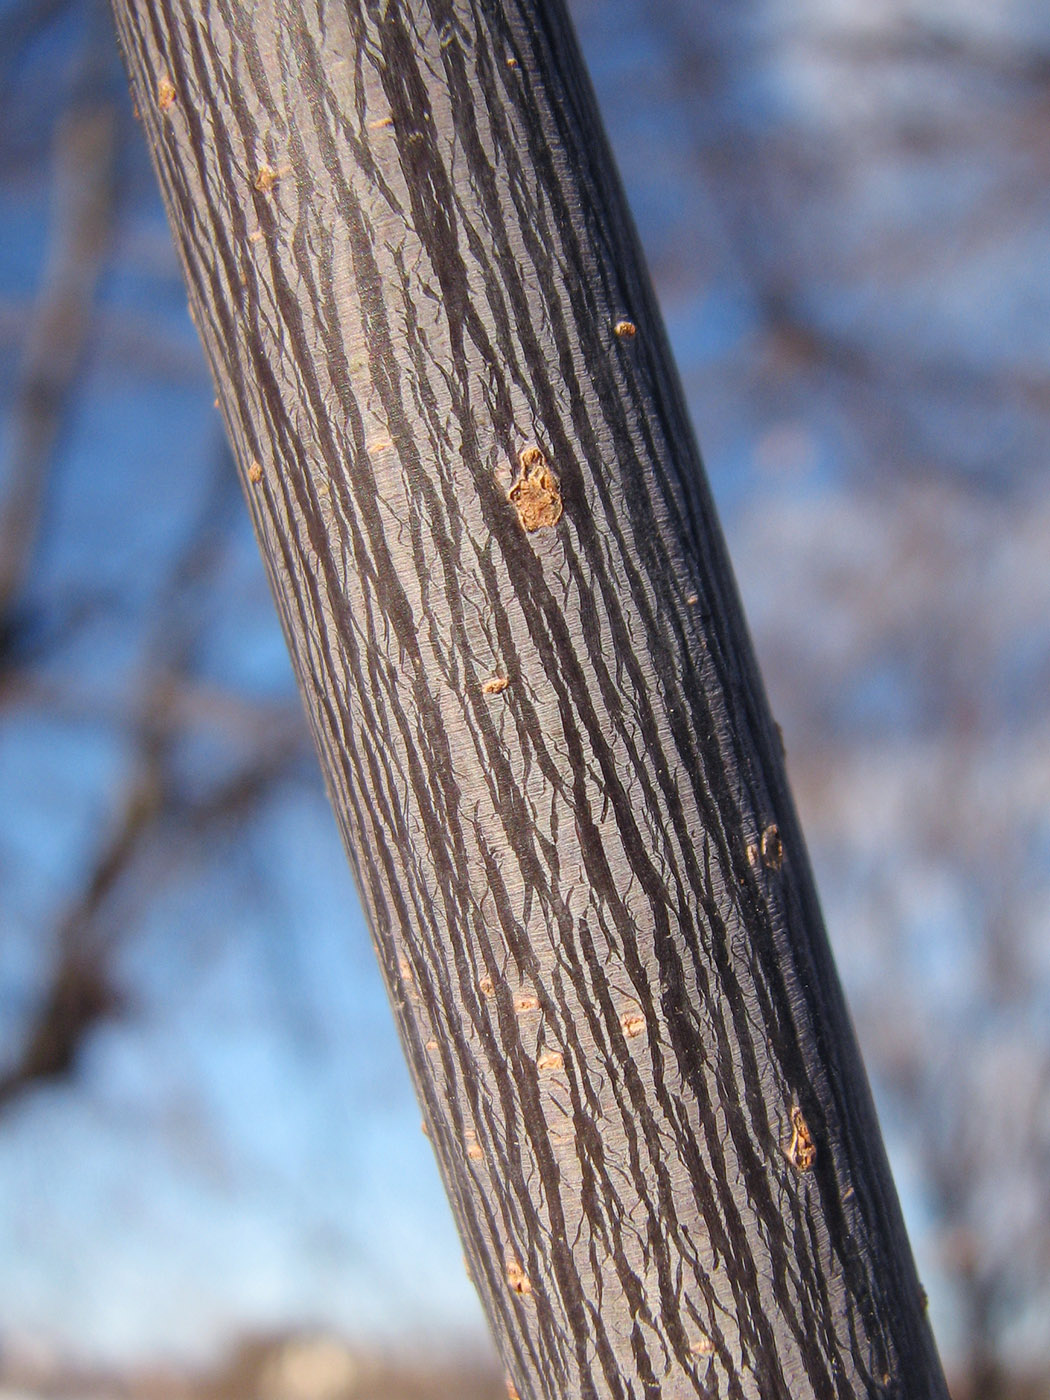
[0,89,114,646]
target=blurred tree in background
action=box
[0,1,1048,1398]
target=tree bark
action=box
[110,2,948,1397]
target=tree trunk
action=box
[110,2,948,1397]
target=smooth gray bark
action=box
[111,2,948,1398]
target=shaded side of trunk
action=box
[110,2,947,1398]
